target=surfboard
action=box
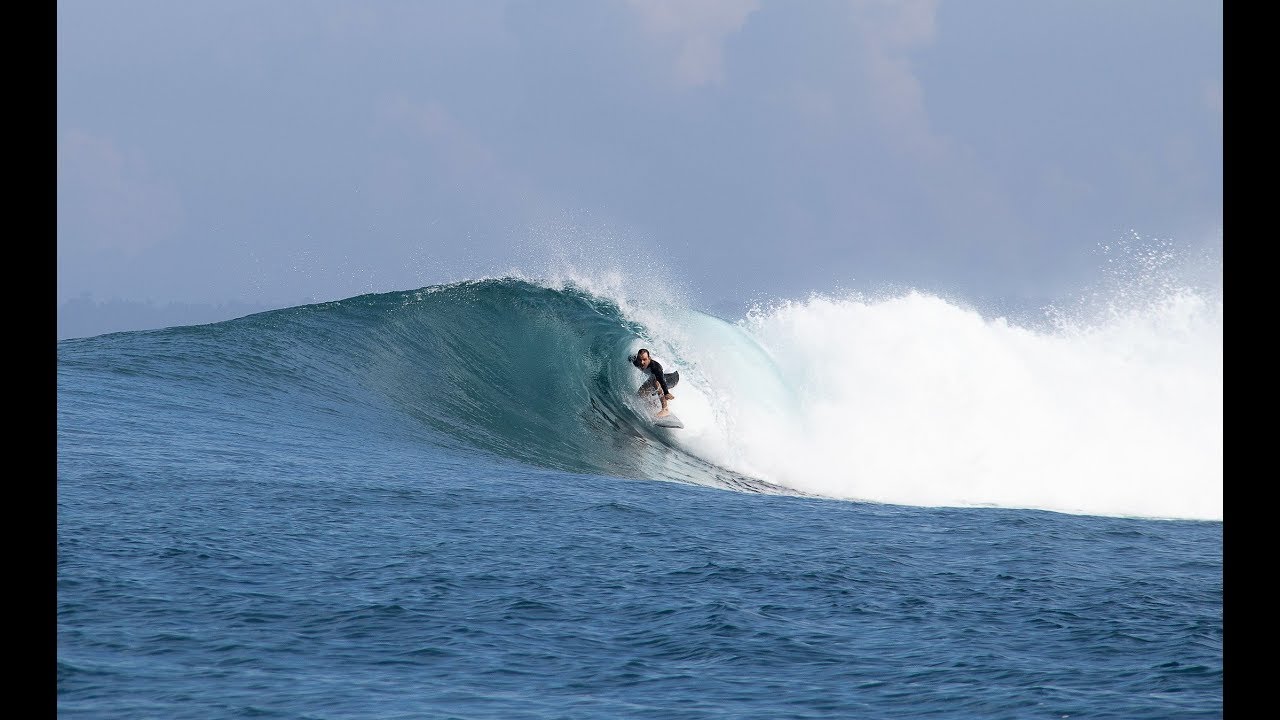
[641,392,683,428]
[652,414,684,429]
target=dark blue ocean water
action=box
[57,280,1222,719]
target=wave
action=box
[58,269,1222,521]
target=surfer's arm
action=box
[649,361,670,395]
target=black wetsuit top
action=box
[638,359,672,395]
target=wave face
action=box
[59,275,1221,520]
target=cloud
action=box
[625,0,760,87]
[841,0,1035,278]
[57,130,183,255]
[848,0,940,156]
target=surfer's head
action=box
[633,349,650,368]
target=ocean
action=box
[57,276,1222,718]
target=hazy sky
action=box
[57,0,1221,335]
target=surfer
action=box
[631,348,678,417]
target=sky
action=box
[57,0,1222,339]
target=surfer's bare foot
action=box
[656,409,670,417]
[663,393,675,400]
